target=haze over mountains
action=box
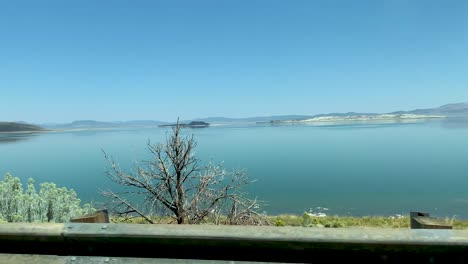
[37,102,468,128]
[43,120,168,128]
[390,103,468,116]
[194,103,468,123]
[2,103,468,132]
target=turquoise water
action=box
[1,118,468,218]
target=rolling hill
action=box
[0,122,44,132]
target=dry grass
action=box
[110,213,468,229]
[271,214,409,228]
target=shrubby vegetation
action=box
[281,213,468,229]
[0,173,94,223]
[299,213,408,228]
[111,212,468,229]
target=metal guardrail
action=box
[1,223,468,263]
[0,254,259,264]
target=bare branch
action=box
[101,190,154,224]
[101,121,264,224]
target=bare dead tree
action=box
[102,122,268,225]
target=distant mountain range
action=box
[193,103,468,123]
[390,103,468,117]
[190,115,315,123]
[2,102,467,132]
[41,120,169,129]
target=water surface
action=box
[1,118,468,218]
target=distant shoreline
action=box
[0,130,48,134]
[269,114,446,124]
[3,112,463,133]
[0,122,46,133]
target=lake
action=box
[1,118,468,219]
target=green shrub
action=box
[0,173,94,223]
[302,212,312,227]
[275,219,285,226]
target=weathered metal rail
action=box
[1,223,468,263]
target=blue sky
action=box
[1,0,468,123]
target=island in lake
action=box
[158,121,210,128]
[0,122,45,132]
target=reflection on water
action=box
[262,118,432,129]
[440,117,468,129]
[262,117,468,130]
[0,133,40,144]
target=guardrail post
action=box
[70,209,110,223]
[410,211,452,229]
